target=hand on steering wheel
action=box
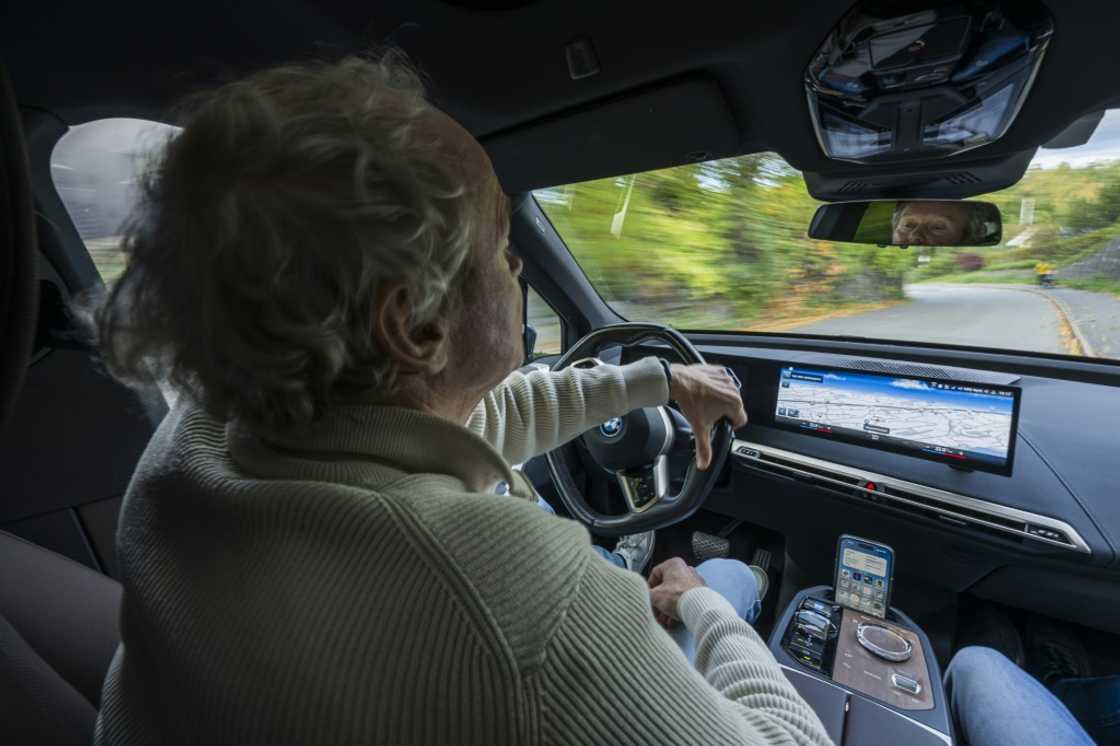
[668,364,748,470]
[545,323,742,537]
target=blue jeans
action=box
[668,558,761,665]
[1052,676,1120,745]
[535,497,760,665]
[946,646,1120,745]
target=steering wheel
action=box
[544,323,734,537]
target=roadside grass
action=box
[1063,277,1120,297]
[912,224,1120,287]
[912,270,1033,285]
[84,236,126,283]
[984,259,1039,271]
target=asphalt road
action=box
[791,283,1073,355]
[1048,287,1120,359]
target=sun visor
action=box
[484,76,740,193]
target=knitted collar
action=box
[225,404,520,496]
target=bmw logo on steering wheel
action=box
[599,417,624,438]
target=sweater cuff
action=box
[620,357,671,409]
[678,586,739,633]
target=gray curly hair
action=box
[93,53,483,429]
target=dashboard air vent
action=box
[731,440,1089,555]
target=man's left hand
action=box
[669,364,748,470]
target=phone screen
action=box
[835,535,893,619]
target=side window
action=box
[526,286,563,357]
[50,118,180,282]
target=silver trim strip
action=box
[655,406,675,456]
[780,665,953,745]
[732,439,1091,555]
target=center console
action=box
[769,586,954,745]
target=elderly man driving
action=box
[91,55,831,745]
[890,200,987,246]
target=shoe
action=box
[1026,617,1091,687]
[614,531,655,573]
[748,564,770,603]
[956,603,1025,668]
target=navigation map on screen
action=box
[774,366,1017,471]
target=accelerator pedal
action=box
[691,531,731,563]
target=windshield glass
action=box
[535,110,1120,360]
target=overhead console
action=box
[805,0,1054,165]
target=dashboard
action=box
[617,342,1120,634]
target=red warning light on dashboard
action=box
[865,481,878,491]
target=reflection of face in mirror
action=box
[891,201,972,246]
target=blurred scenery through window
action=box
[536,110,1120,360]
[51,118,179,282]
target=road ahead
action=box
[791,284,1073,355]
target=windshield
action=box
[535,110,1120,361]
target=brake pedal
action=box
[692,531,730,563]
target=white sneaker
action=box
[749,564,770,602]
[614,531,655,573]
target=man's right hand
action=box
[648,557,705,628]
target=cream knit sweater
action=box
[95,357,831,745]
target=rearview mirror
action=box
[808,200,1002,247]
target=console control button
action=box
[804,598,833,616]
[795,609,833,640]
[891,672,922,695]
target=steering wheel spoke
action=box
[616,454,670,514]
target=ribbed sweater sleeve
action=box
[679,587,833,743]
[466,358,669,465]
[539,553,833,746]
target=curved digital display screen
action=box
[774,365,1020,475]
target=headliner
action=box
[6,0,1120,195]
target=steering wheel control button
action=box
[620,468,659,512]
[891,673,922,695]
[856,622,913,663]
